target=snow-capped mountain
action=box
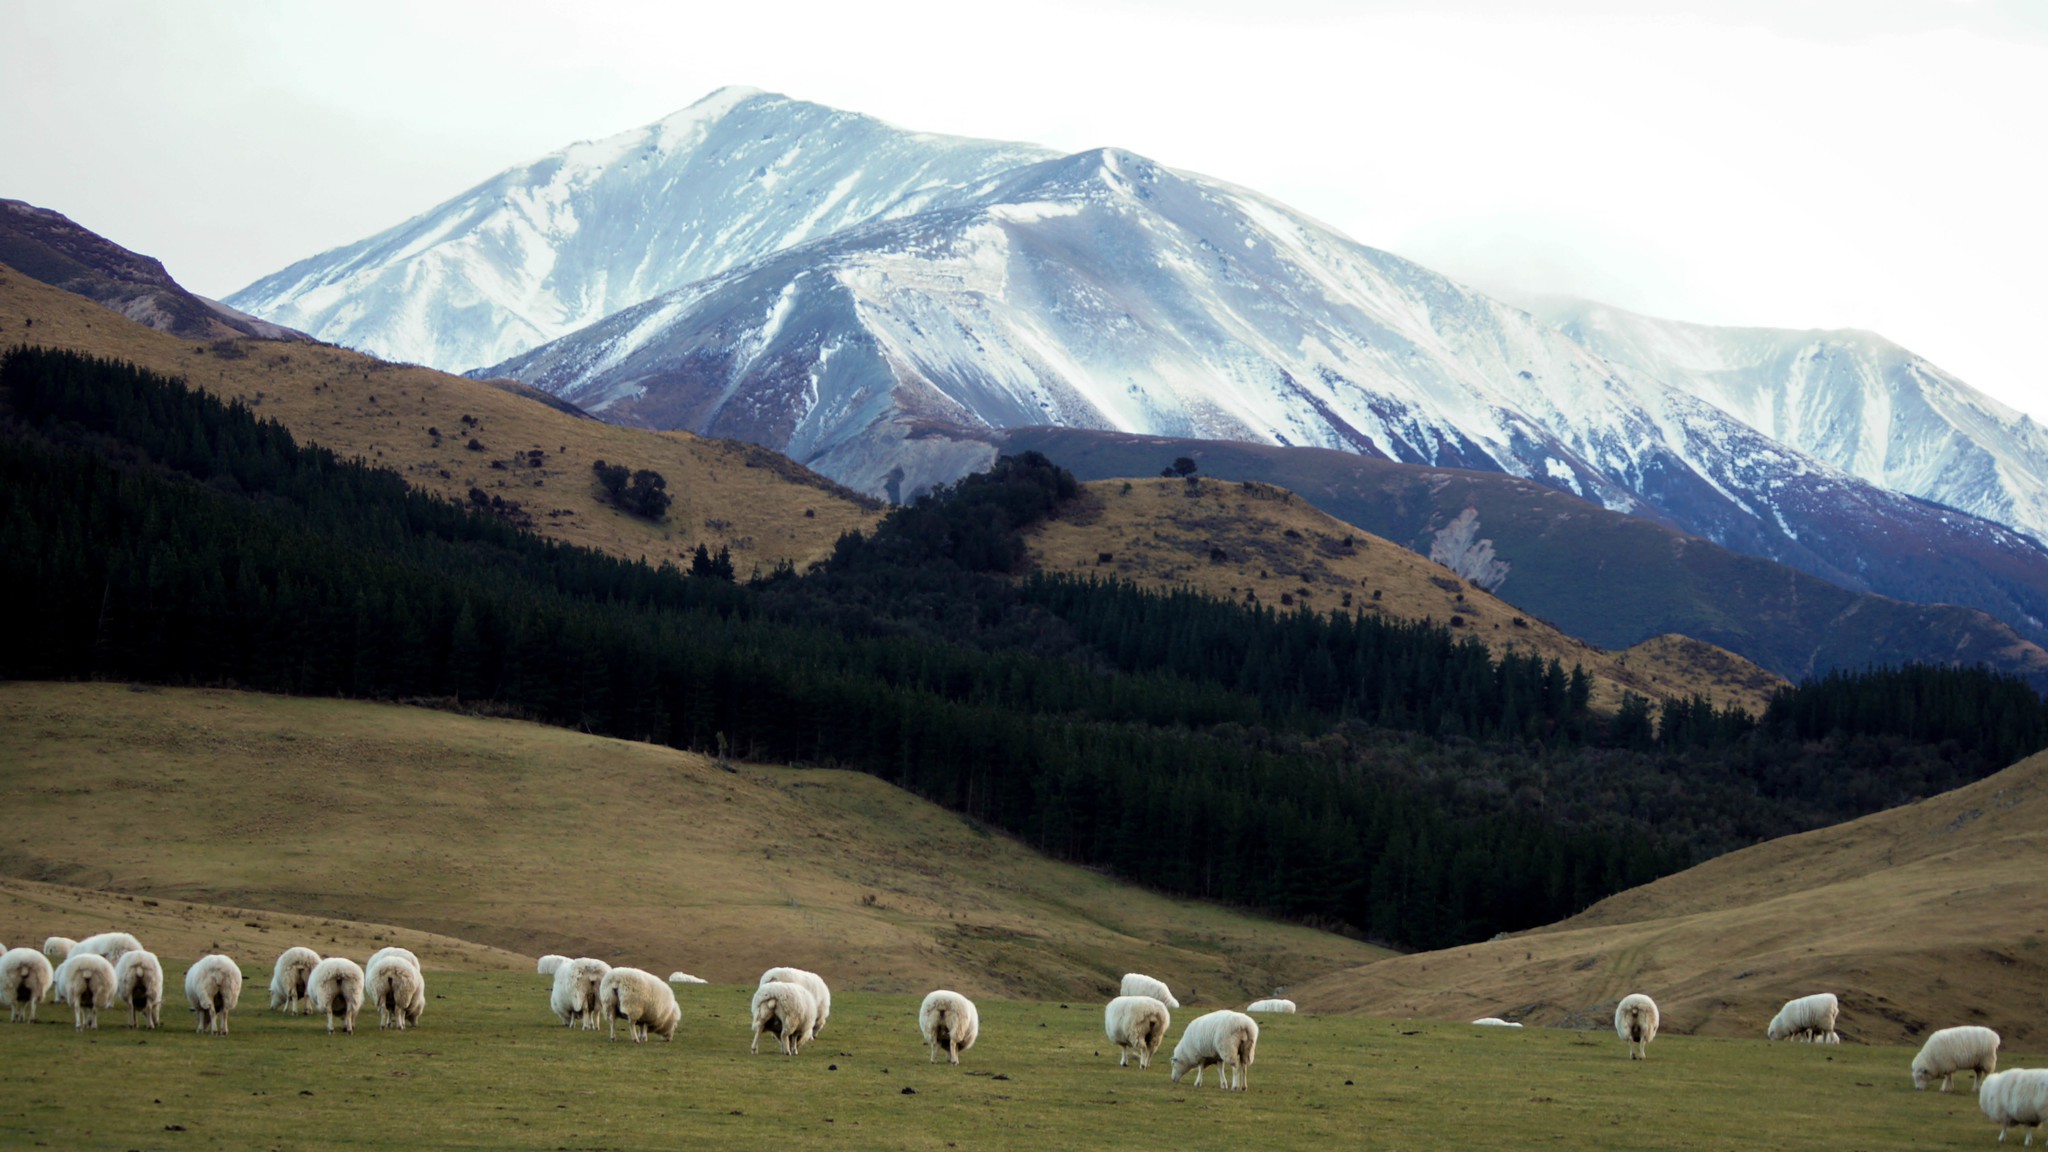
[223,87,1056,372]
[1524,297,2048,546]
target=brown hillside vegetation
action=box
[1024,477,1786,716]
[1293,747,2048,1046]
[0,682,1389,997]
[0,263,882,573]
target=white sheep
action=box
[1171,1009,1259,1090]
[1915,1025,2001,1092]
[41,936,77,960]
[112,950,163,1029]
[366,945,420,972]
[751,980,819,1055]
[1471,1017,1523,1027]
[1105,995,1172,1070]
[599,967,680,1042]
[759,967,831,1039]
[1247,998,1298,1014]
[185,954,243,1036]
[49,955,74,1005]
[537,954,568,976]
[919,990,980,1065]
[668,972,707,984]
[68,932,144,965]
[1981,1069,2048,1145]
[1767,993,1841,1043]
[63,953,116,1031]
[2,948,55,1022]
[307,956,365,1035]
[365,952,425,1031]
[1120,972,1180,1009]
[269,947,322,1014]
[550,958,612,1030]
[1615,993,1659,1059]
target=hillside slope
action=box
[0,682,1388,1001]
[1292,747,2048,1044]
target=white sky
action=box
[4,0,2045,420]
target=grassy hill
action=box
[0,263,883,573]
[1291,746,2048,1045]
[0,681,1388,1001]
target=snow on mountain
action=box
[222,87,1057,372]
[1524,297,2048,546]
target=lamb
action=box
[268,947,322,1014]
[365,952,425,1031]
[537,954,568,977]
[307,956,365,1035]
[1105,994,1172,1070]
[668,972,707,984]
[759,967,831,1039]
[1120,972,1180,1009]
[1170,1009,1259,1090]
[1471,1017,1523,1027]
[2,948,54,1022]
[1615,993,1659,1059]
[919,990,980,1065]
[184,954,243,1036]
[1981,1069,2048,1145]
[68,932,144,965]
[599,967,680,1042]
[1767,993,1841,1043]
[750,980,819,1056]
[1914,1025,2001,1092]
[1247,999,1298,1014]
[111,950,163,1029]
[41,936,77,960]
[63,953,116,1031]
[550,958,612,1030]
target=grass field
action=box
[2,967,2029,1152]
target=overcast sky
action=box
[4,0,2044,420]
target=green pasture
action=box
[1,967,2022,1151]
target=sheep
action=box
[49,955,74,1004]
[599,967,680,1042]
[63,953,116,1031]
[365,952,425,1031]
[1767,993,1841,1043]
[750,980,819,1056]
[1105,995,1172,1070]
[1120,972,1180,1009]
[68,932,144,965]
[759,967,831,1039]
[184,954,243,1036]
[112,950,163,1029]
[268,947,322,1014]
[41,936,77,960]
[1915,1025,2001,1092]
[668,972,707,984]
[550,958,612,1030]
[1247,998,1298,1014]
[1170,1009,1259,1090]
[366,945,420,972]
[307,956,365,1035]
[919,990,980,1065]
[2,948,54,1022]
[1471,1017,1523,1027]
[1981,1069,2048,1145]
[1615,993,1659,1059]
[537,954,568,977]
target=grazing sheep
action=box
[759,967,832,1039]
[2,948,54,1022]
[537,954,568,977]
[49,955,74,1004]
[1120,972,1180,1009]
[1472,1017,1523,1027]
[111,950,163,1029]
[1170,1009,1259,1090]
[1616,994,1659,1059]
[550,958,612,1030]
[919,990,980,1066]
[365,952,425,1031]
[1767,993,1841,1043]
[41,937,77,960]
[599,967,680,1042]
[1981,1069,2048,1145]
[1915,1026,2001,1093]
[307,957,365,1035]
[63,953,116,1031]
[1247,999,1298,1014]
[184,954,243,1036]
[1106,995,1172,1070]
[68,932,144,965]
[750,980,819,1056]
[268,947,322,1014]
[668,972,707,984]
[366,945,420,972]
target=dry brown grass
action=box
[0,264,883,573]
[1291,748,2048,1045]
[1023,478,1785,715]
